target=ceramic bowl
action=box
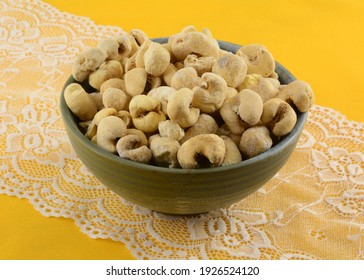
[60,38,307,214]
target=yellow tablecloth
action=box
[1,0,363,260]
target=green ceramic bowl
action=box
[60,39,307,214]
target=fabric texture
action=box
[1,0,364,259]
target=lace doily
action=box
[1,0,364,260]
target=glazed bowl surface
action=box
[60,38,307,214]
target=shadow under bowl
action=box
[60,38,307,215]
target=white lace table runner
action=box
[1,0,364,259]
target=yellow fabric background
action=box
[1,0,363,260]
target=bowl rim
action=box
[60,39,308,175]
